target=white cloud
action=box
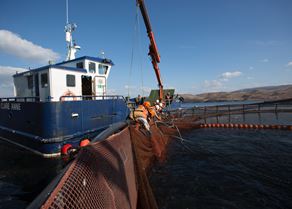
[249,66,254,70]
[220,71,242,81]
[203,80,223,89]
[287,61,292,67]
[202,70,242,92]
[0,66,27,97]
[260,58,269,63]
[0,65,27,75]
[0,30,60,63]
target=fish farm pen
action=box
[171,100,292,127]
[24,99,292,209]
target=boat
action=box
[0,0,183,158]
[0,19,129,157]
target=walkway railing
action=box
[169,101,292,126]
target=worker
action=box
[143,101,161,121]
[165,92,172,106]
[131,103,150,132]
[135,94,142,106]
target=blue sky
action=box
[1,0,292,97]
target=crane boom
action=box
[137,0,164,100]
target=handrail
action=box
[59,95,125,101]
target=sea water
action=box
[0,141,63,209]
[150,128,292,209]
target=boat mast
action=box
[136,0,164,100]
[65,0,80,61]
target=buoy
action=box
[80,139,90,147]
[61,144,73,155]
[264,125,270,129]
[234,124,239,128]
[229,124,234,128]
[259,125,264,129]
[249,124,253,129]
[254,124,259,129]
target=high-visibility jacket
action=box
[147,106,161,120]
[133,105,148,120]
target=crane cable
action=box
[136,5,145,97]
[128,5,145,98]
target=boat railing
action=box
[0,97,40,102]
[59,95,125,101]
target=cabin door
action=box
[34,74,40,99]
[81,76,92,96]
[94,76,106,96]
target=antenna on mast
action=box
[65,0,80,61]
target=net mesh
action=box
[39,123,174,209]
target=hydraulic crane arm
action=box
[137,0,164,100]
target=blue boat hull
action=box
[0,99,129,157]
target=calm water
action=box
[0,141,63,209]
[150,128,292,209]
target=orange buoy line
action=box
[200,123,292,130]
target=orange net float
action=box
[61,144,73,155]
[249,124,254,129]
[229,124,234,128]
[253,124,259,129]
[264,125,270,129]
[219,124,224,128]
[234,124,239,128]
[259,124,264,129]
[281,125,287,130]
[80,139,91,147]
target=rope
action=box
[136,5,145,97]
[127,6,140,97]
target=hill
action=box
[181,85,292,102]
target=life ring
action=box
[60,90,77,101]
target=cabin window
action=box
[27,75,33,89]
[66,74,76,87]
[89,62,96,73]
[41,73,48,88]
[76,62,84,69]
[98,64,108,75]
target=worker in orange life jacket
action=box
[143,101,161,121]
[131,103,150,131]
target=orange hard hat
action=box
[143,101,151,107]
